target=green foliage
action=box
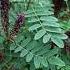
[48,57,65,66]
[0,0,70,70]
[9,0,67,68]
[25,0,67,48]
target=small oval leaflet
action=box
[26,52,34,62]
[34,29,46,40]
[43,34,51,43]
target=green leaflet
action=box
[51,37,64,48]
[31,44,43,54]
[34,29,46,40]
[45,47,59,58]
[28,18,39,23]
[20,48,28,57]
[41,57,48,67]
[26,52,34,62]
[14,46,23,53]
[48,57,65,66]
[46,26,62,33]
[29,24,41,31]
[34,55,41,68]
[43,34,51,43]
[40,16,58,22]
[26,41,38,51]
[35,11,53,16]
[42,22,60,27]
[51,33,68,40]
[36,44,51,56]
[20,37,31,47]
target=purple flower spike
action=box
[16,14,25,25]
[10,14,25,38]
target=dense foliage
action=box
[0,0,70,70]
